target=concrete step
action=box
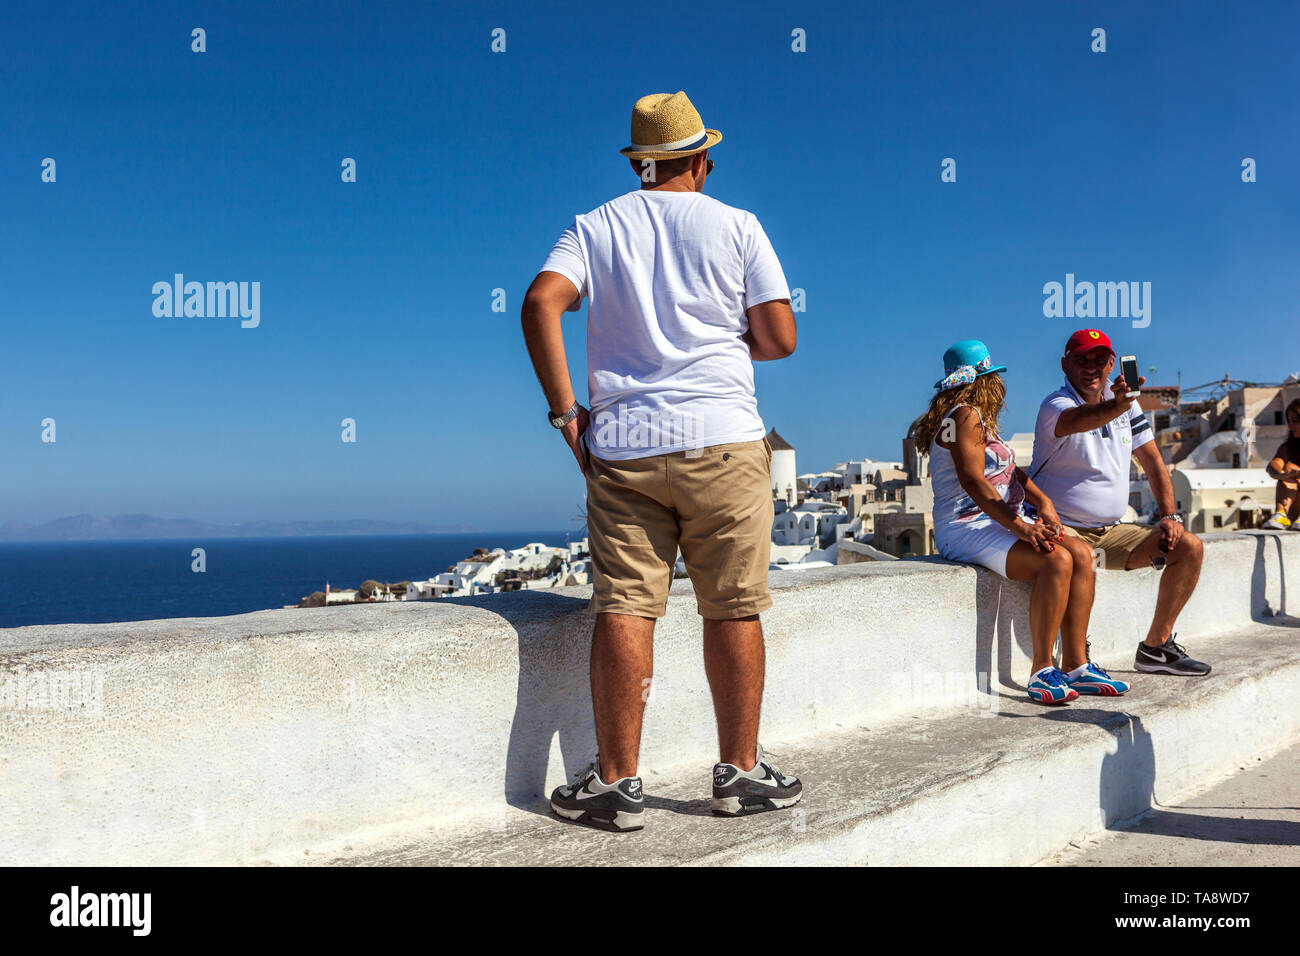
[306,619,1300,866]
[1051,736,1300,866]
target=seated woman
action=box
[1263,398,1300,530]
[914,339,1128,703]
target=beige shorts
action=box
[584,436,774,619]
[1062,522,1156,571]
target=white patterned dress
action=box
[929,404,1032,577]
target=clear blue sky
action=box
[3,0,1296,531]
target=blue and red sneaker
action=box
[1027,667,1079,704]
[1063,661,1130,696]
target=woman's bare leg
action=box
[1005,540,1074,674]
[1056,536,1097,671]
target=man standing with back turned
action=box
[521,91,802,832]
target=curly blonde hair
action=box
[912,373,1007,453]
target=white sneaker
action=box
[1262,512,1292,530]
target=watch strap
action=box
[548,402,579,428]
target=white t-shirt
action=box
[539,189,790,460]
[1028,380,1154,526]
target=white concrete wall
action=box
[0,530,1294,866]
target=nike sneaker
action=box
[549,759,644,832]
[1262,512,1292,530]
[711,744,802,816]
[1134,634,1212,676]
[1026,667,1079,704]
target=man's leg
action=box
[590,612,656,782]
[674,440,775,770]
[1125,529,1204,645]
[582,450,681,782]
[702,614,764,771]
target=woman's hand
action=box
[1018,519,1060,554]
[1036,501,1065,541]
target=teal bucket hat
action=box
[934,339,1007,391]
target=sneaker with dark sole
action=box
[1134,634,1212,676]
[712,744,802,816]
[549,760,644,832]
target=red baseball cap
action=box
[1064,328,1115,357]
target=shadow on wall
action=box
[1093,712,1300,845]
[1251,532,1289,622]
[908,555,1034,696]
[445,589,597,818]
[974,573,1032,695]
[1099,713,1157,829]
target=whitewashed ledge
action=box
[0,530,1295,866]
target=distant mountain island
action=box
[0,514,477,542]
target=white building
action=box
[1169,468,1277,532]
[768,428,797,505]
[560,559,591,586]
[406,580,456,600]
[772,499,849,547]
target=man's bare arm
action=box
[521,271,582,415]
[742,298,796,361]
[1133,441,1176,515]
[521,271,590,475]
[1054,375,1145,437]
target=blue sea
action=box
[0,532,574,629]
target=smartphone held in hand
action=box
[1120,354,1140,398]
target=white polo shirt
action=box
[1028,379,1154,527]
[539,189,790,460]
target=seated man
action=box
[1028,329,1211,676]
[1262,398,1300,530]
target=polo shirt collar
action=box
[1063,376,1113,405]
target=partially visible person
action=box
[1262,398,1300,530]
[916,340,1127,704]
[1029,329,1210,677]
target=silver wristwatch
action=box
[548,402,579,428]
[1160,513,1183,525]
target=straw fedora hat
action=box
[619,91,722,161]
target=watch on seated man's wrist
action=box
[1160,513,1183,525]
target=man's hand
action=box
[1055,372,1147,436]
[560,404,591,476]
[1110,373,1146,408]
[1158,516,1183,552]
[1036,500,1065,541]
